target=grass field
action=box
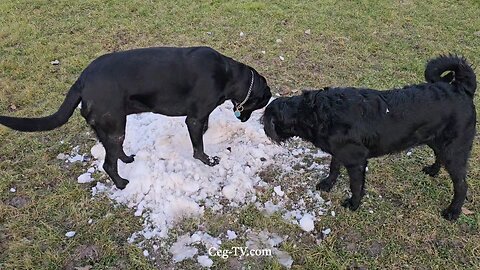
[1,0,479,269]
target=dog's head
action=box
[263,90,324,143]
[263,95,305,143]
[233,68,272,122]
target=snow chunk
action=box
[226,230,237,240]
[222,185,237,200]
[197,255,213,268]
[77,173,94,183]
[299,213,315,232]
[273,185,284,196]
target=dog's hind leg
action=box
[422,142,443,177]
[441,142,472,221]
[96,127,135,164]
[316,156,342,192]
[92,116,132,189]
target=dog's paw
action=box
[316,179,333,192]
[121,154,136,164]
[114,178,130,190]
[207,156,220,166]
[341,198,360,211]
[422,164,439,177]
[441,207,461,221]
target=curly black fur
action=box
[263,55,477,220]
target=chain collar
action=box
[234,70,254,118]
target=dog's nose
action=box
[240,116,250,122]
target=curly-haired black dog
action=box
[0,46,272,189]
[263,55,476,220]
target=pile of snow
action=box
[87,102,299,238]
[80,101,332,267]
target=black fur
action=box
[263,55,476,220]
[0,46,272,189]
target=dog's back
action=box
[314,56,476,157]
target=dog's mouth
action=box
[238,111,252,122]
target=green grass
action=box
[1,0,479,269]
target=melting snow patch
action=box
[56,153,68,160]
[169,232,221,263]
[246,230,293,268]
[170,234,199,262]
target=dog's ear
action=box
[263,113,280,142]
[301,90,318,108]
[300,112,318,129]
[299,91,329,134]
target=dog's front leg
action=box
[342,161,368,211]
[186,116,220,166]
[316,156,341,192]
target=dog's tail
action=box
[424,55,477,97]
[0,79,82,132]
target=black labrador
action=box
[263,55,476,220]
[0,46,272,189]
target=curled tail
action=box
[0,79,82,132]
[425,54,477,97]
